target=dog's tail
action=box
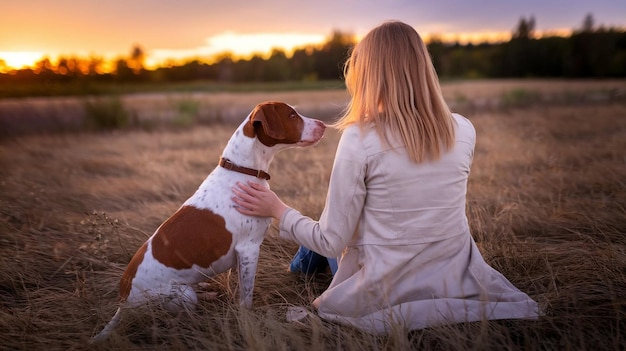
[90,307,122,344]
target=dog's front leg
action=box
[236,244,260,309]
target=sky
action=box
[1,0,625,70]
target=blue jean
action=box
[289,246,338,275]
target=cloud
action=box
[148,31,326,66]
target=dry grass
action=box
[0,81,625,350]
[2,78,625,137]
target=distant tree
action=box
[86,55,105,77]
[567,14,626,78]
[263,49,290,81]
[580,13,595,33]
[128,44,146,74]
[66,56,89,77]
[32,57,51,74]
[56,57,69,76]
[513,16,536,39]
[215,53,234,82]
[314,30,355,79]
[114,58,134,81]
[55,56,86,79]
[290,47,316,81]
[426,35,446,74]
[500,16,539,77]
[233,55,265,82]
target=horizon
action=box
[0,27,579,74]
[1,0,624,73]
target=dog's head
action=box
[243,101,325,147]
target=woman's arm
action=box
[232,128,367,258]
[280,151,366,257]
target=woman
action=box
[232,20,540,334]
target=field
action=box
[0,80,625,350]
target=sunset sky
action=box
[1,0,625,71]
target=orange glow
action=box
[0,52,46,72]
[147,32,327,68]
[424,31,512,44]
[0,29,574,73]
[0,33,328,73]
[423,28,573,44]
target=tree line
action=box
[430,15,626,78]
[1,14,625,89]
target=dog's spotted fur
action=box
[91,101,326,343]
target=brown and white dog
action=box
[91,101,326,343]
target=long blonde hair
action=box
[334,21,455,163]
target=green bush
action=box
[84,97,131,130]
[173,99,200,128]
[501,88,541,108]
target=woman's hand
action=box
[232,181,289,219]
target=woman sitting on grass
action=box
[232,20,540,334]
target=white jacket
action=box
[279,113,540,333]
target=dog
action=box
[91,101,326,343]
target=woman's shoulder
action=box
[337,124,384,159]
[452,113,473,127]
[343,123,390,146]
[452,113,476,142]
[341,124,377,143]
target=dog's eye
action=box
[289,112,297,119]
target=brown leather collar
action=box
[218,157,271,180]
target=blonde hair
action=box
[334,21,455,163]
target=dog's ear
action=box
[245,102,288,140]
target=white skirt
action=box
[312,230,541,334]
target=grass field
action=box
[0,80,625,350]
[1,78,625,137]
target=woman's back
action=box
[342,113,476,246]
[312,114,538,334]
